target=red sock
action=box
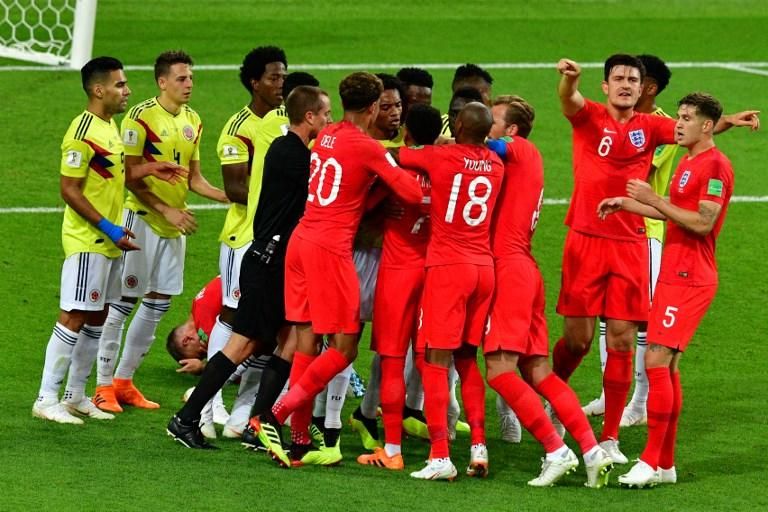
[659,370,682,469]
[552,337,586,382]
[640,366,673,468]
[488,372,564,453]
[535,372,597,454]
[271,351,315,424]
[379,355,406,447]
[421,361,450,459]
[273,348,349,424]
[454,355,486,445]
[600,348,633,442]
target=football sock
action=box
[601,348,634,441]
[384,443,402,457]
[353,406,380,439]
[447,362,461,430]
[96,300,134,386]
[324,427,341,448]
[659,370,682,469]
[177,351,237,424]
[380,355,406,447]
[454,355,486,445]
[546,444,572,461]
[535,372,598,453]
[313,388,327,419]
[598,321,608,374]
[114,298,170,379]
[63,324,102,403]
[249,355,290,417]
[488,372,564,453]
[360,353,381,419]
[640,366,673,468]
[324,363,352,430]
[496,393,513,416]
[404,346,424,410]
[208,317,232,420]
[629,331,649,408]
[290,398,313,446]
[421,361,450,459]
[37,322,79,400]
[271,351,315,423]
[552,337,586,382]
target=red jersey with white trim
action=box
[294,121,418,257]
[191,276,222,339]
[659,147,733,286]
[399,144,503,267]
[379,169,431,269]
[491,136,544,259]
[566,99,676,241]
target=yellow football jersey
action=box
[60,111,125,258]
[379,125,406,149]
[645,107,678,241]
[122,97,203,238]
[440,113,451,138]
[244,105,289,230]
[217,106,262,248]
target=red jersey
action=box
[379,169,431,269]
[399,144,504,267]
[490,136,545,259]
[566,99,676,241]
[191,276,222,339]
[294,121,421,256]
[659,147,733,286]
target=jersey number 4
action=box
[307,153,342,206]
[445,174,493,226]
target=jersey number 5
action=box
[307,153,342,206]
[445,173,493,226]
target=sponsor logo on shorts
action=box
[89,289,101,302]
[125,275,138,289]
[232,288,241,300]
[182,125,195,141]
[629,129,646,148]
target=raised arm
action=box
[714,110,760,134]
[557,58,585,117]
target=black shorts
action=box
[232,246,286,345]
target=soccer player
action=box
[356,103,442,470]
[396,66,434,114]
[167,84,332,450]
[33,56,184,424]
[483,96,614,487]
[584,55,677,427]
[452,63,494,106]
[253,72,423,468]
[553,55,759,464]
[441,86,484,138]
[209,46,286,425]
[368,73,405,145]
[596,93,735,487]
[93,50,227,413]
[399,102,504,481]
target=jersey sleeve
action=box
[217,125,249,166]
[368,144,423,205]
[59,137,95,178]
[398,145,434,172]
[651,115,677,146]
[700,159,732,206]
[121,114,146,158]
[566,99,600,127]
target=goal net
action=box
[0,0,96,68]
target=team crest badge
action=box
[125,275,138,289]
[182,125,195,141]
[678,170,691,191]
[628,129,646,148]
[232,288,241,300]
[89,289,101,302]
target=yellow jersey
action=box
[216,106,262,248]
[60,111,125,258]
[440,113,451,138]
[645,106,678,241]
[122,97,202,238]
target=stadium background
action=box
[0,1,766,510]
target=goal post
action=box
[0,0,97,69]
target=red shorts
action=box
[284,235,360,334]
[484,256,549,357]
[416,264,494,352]
[556,230,649,322]
[371,266,425,357]
[647,281,717,352]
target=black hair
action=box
[80,56,123,94]
[155,50,193,81]
[603,53,645,82]
[396,67,434,89]
[239,46,287,92]
[405,104,442,145]
[283,71,319,98]
[678,92,723,124]
[452,63,494,87]
[637,54,671,94]
[339,72,383,112]
[165,326,184,362]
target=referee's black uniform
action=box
[232,130,310,345]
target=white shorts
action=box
[121,210,186,297]
[648,237,662,299]
[60,253,122,312]
[353,247,381,322]
[219,242,250,309]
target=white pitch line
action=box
[1,61,768,72]
[717,64,768,77]
[2,196,767,214]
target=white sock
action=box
[404,346,424,410]
[447,362,460,426]
[114,298,170,379]
[37,323,79,401]
[96,300,134,386]
[384,443,401,457]
[314,387,327,418]
[227,364,262,430]
[597,321,608,403]
[630,332,649,408]
[63,324,103,403]
[546,444,571,461]
[325,364,352,429]
[496,393,512,417]
[360,353,381,419]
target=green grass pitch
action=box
[1,1,767,510]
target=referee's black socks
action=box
[177,352,237,424]
[249,355,291,418]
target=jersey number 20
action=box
[307,153,342,206]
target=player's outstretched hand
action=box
[146,161,189,184]
[116,227,140,251]
[626,178,656,204]
[165,207,198,235]
[597,197,623,220]
[727,110,760,131]
[177,358,205,375]
[557,58,581,77]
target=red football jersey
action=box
[294,121,421,256]
[399,144,504,267]
[379,169,431,269]
[659,147,733,286]
[491,136,545,259]
[191,276,222,339]
[566,99,676,241]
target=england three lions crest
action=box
[628,129,646,148]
